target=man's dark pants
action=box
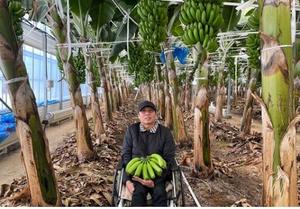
[131,181,167,206]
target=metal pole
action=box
[43,27,48,120]
[234,56,238,101]
[226,75,231,115]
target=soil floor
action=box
[0,94,299,207]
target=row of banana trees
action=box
[0,0,133,205]
[118,0,299,207]
[0,0,298,206]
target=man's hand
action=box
[126,180,135,194]
[132,176,154,188]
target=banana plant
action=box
[89,0,116,122]
[178,0,224,176]
[69,0,105,139]
[240,8,261,135]
[31,0,98,162]
[0,0,60,206]
[260,0,298,206]
[215,0,242,122]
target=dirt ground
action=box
[0,94,299,207]
[0,111,92,185]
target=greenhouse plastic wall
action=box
[0,48,89,144]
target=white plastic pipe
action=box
[180,170,201,207]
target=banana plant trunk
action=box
[116,71,124,105]
[186,50,201,111]
[260,0,297,206]
[96,57,112,122]
[165,43,188,143]
[184,78,191,111]
[114,70,122,108]
[83,53,105,140]
[158,83,165,119]
[106,68,114,113]
[47,5,96,162]
[154,61,163,114]
[0,2,60,205]
[193,51,212,176]
[240,70,258,135]
[164,66,173,129]
[147,83,152,101]
[110,69,118,112]
[215,64,226,122]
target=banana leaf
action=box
[221,0,242,32]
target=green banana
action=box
[208,10,215,25]
[189,7,196,20]
[150,153,166,169]
[193,26,200,42]
[147,162,156,179]
[188,28,196,44]
[203,34,209,48]
[206,3,212,17]
[201,10,207,24]
[134,162,144,177]
[199,28,205,43]
[205,24,209,34]
[142,162,150,180]
[181,9,189,24]
[199,2,204,11]
[125,157,141,171]
[179,14,188,25]
[126,160,142,175]
[185,6,193,22]
[191,0,197,8]
[196,9,201,22]
[148,159,162,176]
[209,26,214,37]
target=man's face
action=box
[138,107,156,126]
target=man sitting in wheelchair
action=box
[121,100,176,206]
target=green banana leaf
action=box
[89,0,116,39]
[28,0,48,23]
[69,0,93,37]
[109,19,138,63]
[22,0,33,10]
[221,0,242,32]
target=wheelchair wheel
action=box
[111,161,123,206]
[174,166,185,206]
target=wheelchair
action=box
[111,160,185,207]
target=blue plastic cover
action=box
[160,51,166,64]
[0,131,9,143]
[0,113,15,123]
[0,112,16,143]
[159,47,189,65]
[173,47,189,64]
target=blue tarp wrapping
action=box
[0,123,16,132]
[173,47,189,64]
[0,113,15,123]
[0,112,16,143]
[159,47,189,65]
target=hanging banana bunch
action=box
[246,9,260,70]
[137,0,168,52]
[127,43,155,86]
[179,0,223,52]
[8,0,25,44]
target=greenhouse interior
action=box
[0,0,300,207]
